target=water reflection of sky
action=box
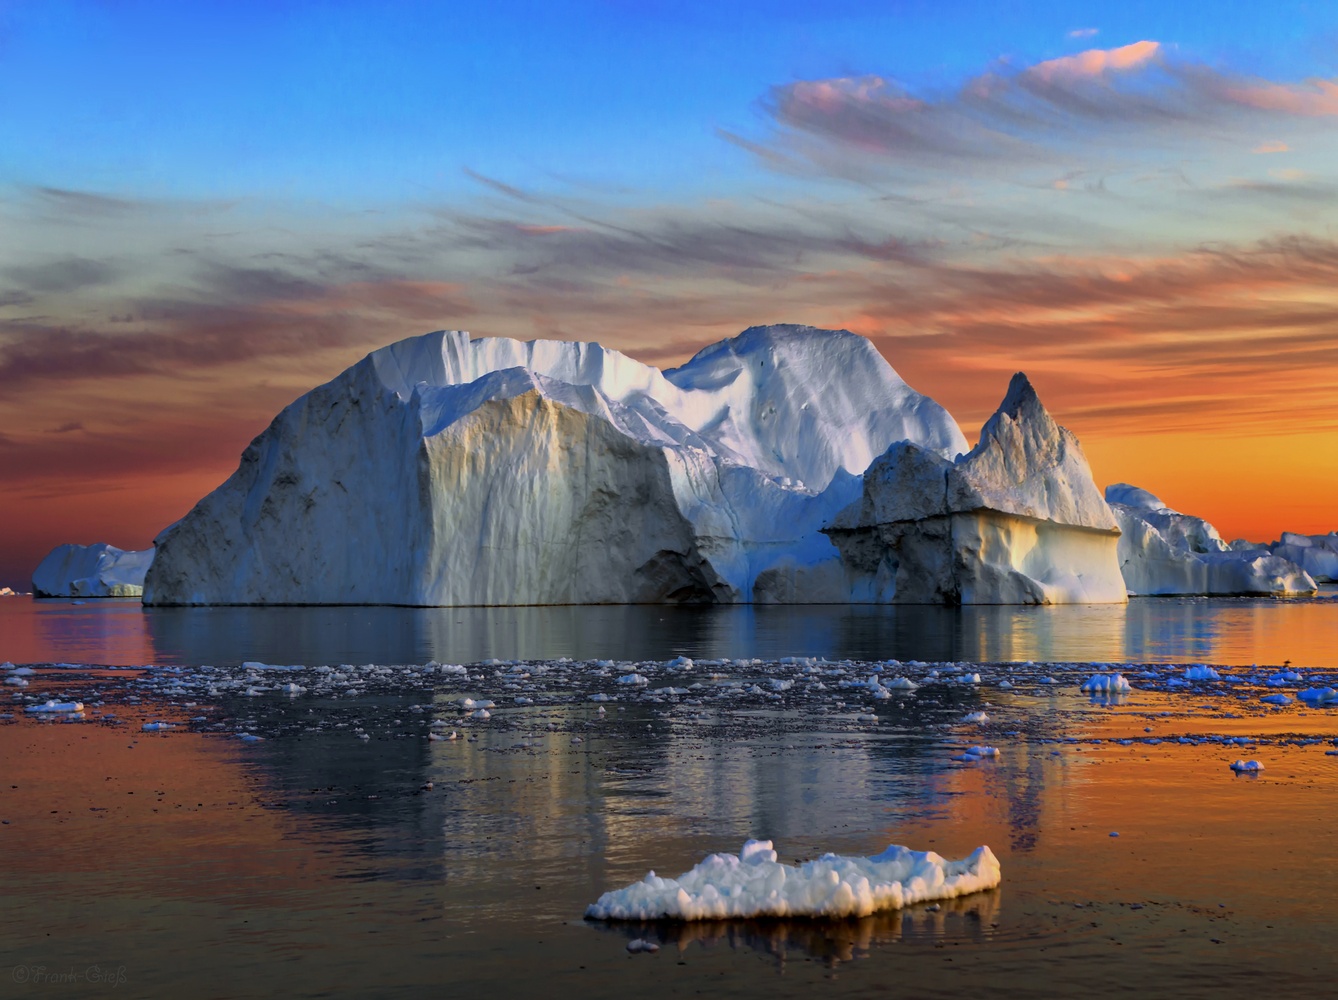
[3,595,1336,668]
[8,666,1338,992]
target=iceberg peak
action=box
[954,373,1117,532]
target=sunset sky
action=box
[3,1,1338,587]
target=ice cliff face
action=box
[32,543,153,598]
[144,326,966,606]
[823,374,1127,605]
[1105,485,1316,596]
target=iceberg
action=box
[823,374,1127,604]
[1268,531,1338,583]
[585,839,1000,920]
[1105,486,1315,596]
[32,542,154,598]
[144,325,970,606]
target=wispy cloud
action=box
[734,42,1338,176]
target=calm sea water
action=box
[5,594,1338,997]
[2,592,1336,667]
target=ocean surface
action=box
[3,591,1337,667]
[4,594,1337,997]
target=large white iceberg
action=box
[32,542,154,598]
[585,839,1001,920]
[1105,485,1315,596]
[145,326,969,606]
[823,374,1128,604]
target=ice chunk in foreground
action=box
[26,700,84,713]
[1229,760,1264,773]
[585,839,1000,920]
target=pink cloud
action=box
[1225,78,1338,116]
[1026,40,1161,83]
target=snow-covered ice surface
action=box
[586,839,1000,920]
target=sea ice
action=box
[585,839,1000,920]
[1297,687,1338,706]
[25,700,84,713]
[1229,760,1264,773]
[1080,673,1131,693]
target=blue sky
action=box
[2,0,1338,585]
[5,0,1336,202]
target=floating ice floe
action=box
[1297,687,1338,706]
[1080,673,1131,693]
[617,673,650,687]
[961,711,990,724]
[1229,760,1264,773]
[585,839,1000,920]
[1184,665,1221,681]
[1260,693,1293,706]
[25,700,83,714]
[951,745,999,762]
[141,722,174,731]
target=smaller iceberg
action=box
[32,543,153,598]
[1105,485,1315,596]
[1268,531,1338,583]
[585,839,1000,920]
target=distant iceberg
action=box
[1105,485,1315,596]
[1267,531,1338,583]
[32,542,153,598]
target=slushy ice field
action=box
[4,602,1338,998]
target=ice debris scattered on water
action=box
[585,839,1001,921]
[1080,673,1132,693]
